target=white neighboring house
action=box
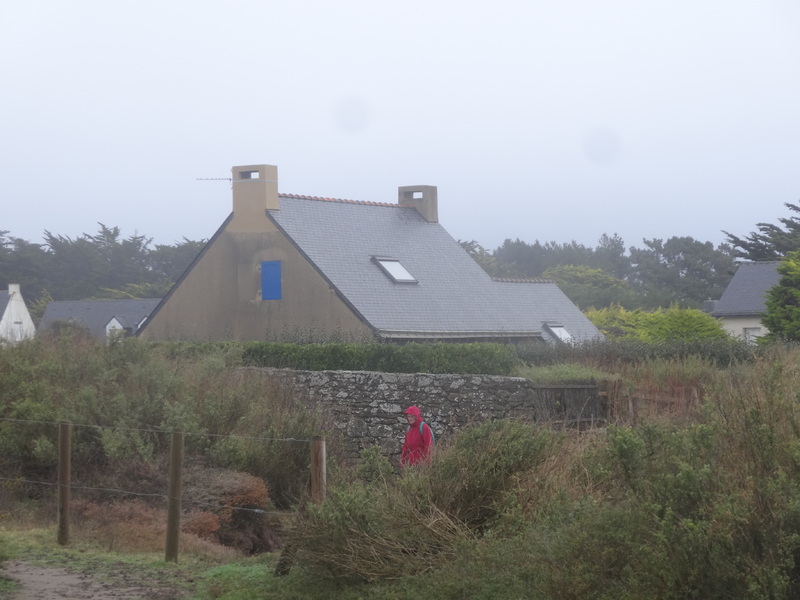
[0,284,37,344]
[709,261,781,341]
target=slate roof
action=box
[268,195,602,341]
[711,261,781,317]
[0,291,10,316]
[38,299,162,340]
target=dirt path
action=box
[2,560,182,600]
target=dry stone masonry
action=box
[254,368,606,462]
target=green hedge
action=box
[241,342,519,375]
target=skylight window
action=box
[373,257,417,283]
[545,324,573,343]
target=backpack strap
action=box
[421,422,435,445]
[407,421,436,445]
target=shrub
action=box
[425,420,556,531]
[637,305,728,342]
[355,446,396,483]
[514,337,754,369]
[585,304,648,338]
[290,479,473,582]
[241,342,519,375]
[205,379,323,509]
[288,420,555,582]
[587,304,728,342]
[182,468,279,554]
[515,363,611,384]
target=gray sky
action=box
[3,0,800,253]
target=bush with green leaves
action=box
[514,337,754,369]
[207,392,323,509]
[637,305,728,342]
[586,303,728,342]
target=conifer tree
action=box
[763,250,800,341]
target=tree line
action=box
[0,224,205,319]
[461,202,800,312]
[2,203,798,320]
[465,233,736,310]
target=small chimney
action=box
[398,185,438,223]
[232,165,279,217]
[703,299,719,314]
[7,284,20,295]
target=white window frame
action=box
[545,323,573,343]
[372,257,417,283]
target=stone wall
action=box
[252,368,606,462]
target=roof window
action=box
[372,257,417,283]
[545,323,573,343]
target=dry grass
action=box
[71,499,239,559]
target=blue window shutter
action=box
[261,261,282,300]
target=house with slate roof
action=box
[0,284,36,344]
[709,261,781,341]
[138,164,602,344]
[38,298,162,342]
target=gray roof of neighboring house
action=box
[269,195,602,341]
[0,291,9,316]
[38,299,162,340]
[711,261,781,317]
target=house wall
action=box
[140,220,371,341]
[0,285,36,344]
[254,367,605,463]
[720,316,768,340]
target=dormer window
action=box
[372,256,417,283]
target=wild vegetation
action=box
[4,333,800,598]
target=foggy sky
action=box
[2,0,799,252]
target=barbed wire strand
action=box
[0,417,311,443]
[0,418,315,516]
[0,476,286,515]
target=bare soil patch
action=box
[2,560,186,600]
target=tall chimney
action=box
[232,164,279,219]
[398,185,438,223]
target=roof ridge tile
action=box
[492,277,554,284]
[280,193,398,208]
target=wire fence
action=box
[0,417,321,518]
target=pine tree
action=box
[723,202,800,260]
[762,251,800,341]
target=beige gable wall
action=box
[140,214,371,342]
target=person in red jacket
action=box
[401,406,434,467]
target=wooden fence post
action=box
[165,430,184,563]
[275,435,326,577]
[57,422,72,546]
[310,436,326,504]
